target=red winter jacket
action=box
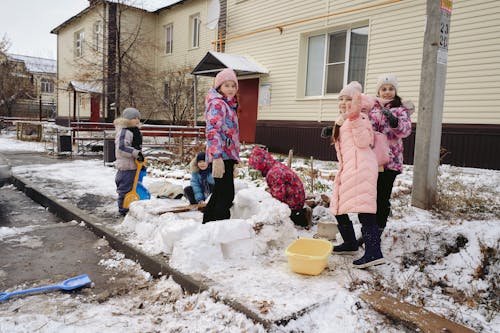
[248,147,305,211]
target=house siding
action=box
[225,0,500,169]
[226,0,500,125]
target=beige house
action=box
[51,0,225,124]
[50,0,500,168]
[219,0,500,169]
[2,54,56,118]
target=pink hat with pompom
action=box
[338,81,363,98]
[214,68,238,91]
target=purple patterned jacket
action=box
[367,100,412,173]
[205,88,240,163]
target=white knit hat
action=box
[375,74,399,95]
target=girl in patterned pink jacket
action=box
[203,68,241,223]
[330,81,384,268]
[367,74,412,234]
[248,147,310,227]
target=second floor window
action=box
[305,26,368,96]
[41,78,54,93]
[190,14,200,48]
[165,24,173,54]
[74,30,84,57]
[94,21,103,52]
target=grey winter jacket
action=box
[114,117,141,170]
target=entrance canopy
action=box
[69,80,102,94]
[191,51,268,77]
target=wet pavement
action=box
[0,152,146,302]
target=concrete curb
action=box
[11,175,274,329]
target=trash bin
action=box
[104,138,116,163]
[57,135,72,153]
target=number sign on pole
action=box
[411,0,453,209]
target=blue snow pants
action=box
[115,169,136,215]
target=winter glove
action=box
[382,108,399,128]
[345,92,361,120]
[212,158,225,178]
[320,126,333,138]
[136,152,145,162]
[360,94,375,112]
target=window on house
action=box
[190,14,200,48]
[74,30,84,57]
[94,21,103,52]
[41,78,54,93]
[305,26,368,96]
[165,24,173,54]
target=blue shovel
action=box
[0,274,92,302]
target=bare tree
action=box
[0,36,35,117]
[68,1,206,124]
[70,0,163,122]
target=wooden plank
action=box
[155,203,206,215]
[360,291,476,333]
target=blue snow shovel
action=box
[0,274,92,302]
[136,166,151,201]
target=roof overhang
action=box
[191,51,268,77]
[69,81,102,94]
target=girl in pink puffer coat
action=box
[330,81,384,269]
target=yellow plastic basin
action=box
[285,238,333,276]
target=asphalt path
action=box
[0,151,139,303]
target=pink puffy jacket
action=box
[330,115,378,215]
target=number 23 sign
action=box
[439,0,452,50]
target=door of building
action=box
[90,95,100,122]
[238,78,259,143]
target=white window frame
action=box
[41,78,54,93]
[94,21,103,52]
[304,26,368,97]
[165,24,173,54]
[190,14,201,49]
[74,30,84,57]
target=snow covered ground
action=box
[0,133,498,332]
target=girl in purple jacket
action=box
[203,68,241,223]
[367,74,412,234]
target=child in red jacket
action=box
[248,147,311,227]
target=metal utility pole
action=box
[412,0,453,209]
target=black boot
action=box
[332,215,358,254]
[352,214,384,268]
[356,227,384,248]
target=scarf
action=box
[127,126,143,150]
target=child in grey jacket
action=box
[114,107,144,215]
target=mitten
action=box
[345,92,361,120]
[321,126,333,138]
[360,94,375,112]
[137,152,145,162]
[382,108,399,128]
[212,158,225,178]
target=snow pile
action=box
[117,187,299,274]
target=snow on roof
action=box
[126,0,183,12]
[69,80,102,94]
[192,51,269,77]
[52,1,184,34]
[7,54,56,74]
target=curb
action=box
[11,175,274,328]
